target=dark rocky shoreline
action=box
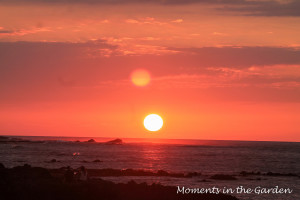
[50,167,201,178]
[0,164,239,200]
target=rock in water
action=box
[105,138,123,145]
[87,139,96,143]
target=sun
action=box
[144,114,163,132]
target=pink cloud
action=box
[0,27,51,37]
[97,65,300,90]
[171,19,183,23]
[212,32,228,36]
[125,17,166,25]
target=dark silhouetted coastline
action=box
[0,164,239,200]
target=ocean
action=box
[0,136,299,200]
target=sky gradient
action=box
[1,0,300,141]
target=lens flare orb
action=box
[131,69,151,87]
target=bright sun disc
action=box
[144,114,163,132]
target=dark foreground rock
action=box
[240,171,299,177]
[86,168,187,178]
[0,164,239,200]
[210,174,237,180]
[51,168,198,178]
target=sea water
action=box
[0,136,299,200]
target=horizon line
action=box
[1,134,299,144]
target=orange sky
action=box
[1,0,300,141]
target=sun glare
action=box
[144,114,163,132]
[131,69,151,87]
